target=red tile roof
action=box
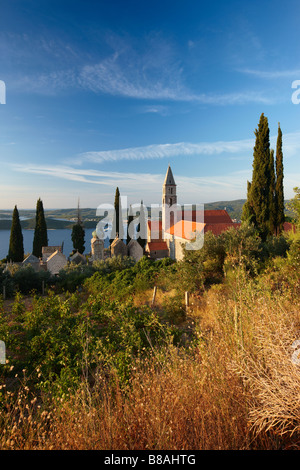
[204,222,241,236]
[147,241,168,252]
[165,220,205,239]
[283,222,296,233]
[164,210,239,239]
[176,209,233,224]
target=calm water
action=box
[0,228,102,260]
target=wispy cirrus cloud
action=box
[13,62,274,104]
[74,139,255,165]
[7,30,274,105]
[71,130,300,165]
[11,162,250,203]
[11,162,299,204]
[12,164,161,187]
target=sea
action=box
[0,224,128,261]
[0,228,99,260]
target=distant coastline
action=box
[0,200,248,230]
[0,199,295,231]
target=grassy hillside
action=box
[0,225,299,450]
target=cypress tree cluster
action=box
[32,198,48,258]
[242,114,285,240]
[8,205,24,262]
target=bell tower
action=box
[162,165,177,235]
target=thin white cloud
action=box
[73,131,300,165]
[12,164,161,187]
[239,68,300,79]
[11,163,298,205]
[75,139,255,165]
[11,163,249,203]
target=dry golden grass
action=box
[1,265,300,450]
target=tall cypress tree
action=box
[268,148,276,235]
[243,113,273,241]
[242,181,255,224]
[71,223,85,254]
[127,205,134,245]
[136,201,147,250]
[71,200,85,254]
[110,187,124,243]
[32,198,48,258]
[275,123,285,234]
[8,205,24,262]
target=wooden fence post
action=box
[185,291,189,311]
[151,286,157,306]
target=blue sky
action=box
[0,0,300,209]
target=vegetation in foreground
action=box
[0,217,299,450]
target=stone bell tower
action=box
[162,165,177,235]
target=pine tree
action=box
[71,200,85,254]
[32,198,48,258]
[275,123,285,234]
[110,187,124,243]
[244,113,273,241]
[8,205,24,262]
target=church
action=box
[145,165,241,261]
[90,164,242,263]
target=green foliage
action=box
[179,224,287,290]
[8,206,24,262]
[84,256,174,301]
[287,187,300,228]
[12,266,51,295]
[0,219,297,400]
[32,198,48,258]
[286,230,300,268]
[0,265,15,297]
[222,223,262,275]
[0,283,178,393]
[0,264,52,297]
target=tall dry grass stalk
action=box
[0,344,250,450]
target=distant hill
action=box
[204,199,246,221]
[0,200,294,230]
[0,208,103,230]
